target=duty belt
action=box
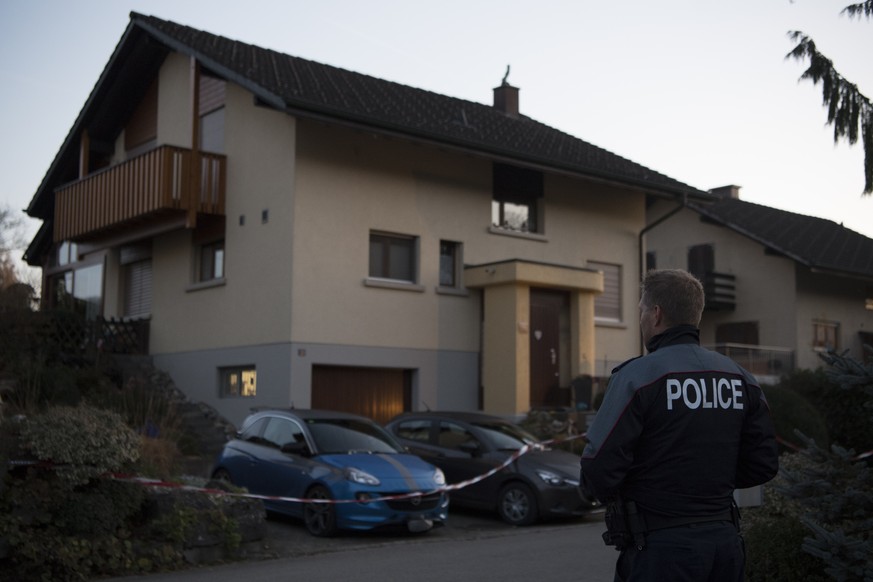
[643,509,736,532]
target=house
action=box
[23,12,714,425]
[646,185,873,379]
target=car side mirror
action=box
[281,441,310,456]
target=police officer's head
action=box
[639,269,705,344]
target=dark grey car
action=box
[385,411,599,526]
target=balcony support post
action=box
[187,57,201,229]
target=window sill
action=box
[364,278,425,293]
[488,226,548,243]
[594,319,627,330]
[436,286,470,297]
[186,278,227,293]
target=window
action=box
[220,366,257,398]
[588,261,621,322]
[439,240,462,288]
[812,320,839,352]
[688,244,714,281]
[393,419,432,442]
[263,418,305,449]
[120,243,152,317]
[492,163,543,233]
[645,251,657,272]
[48,250,104,321]
[369,232,417,282]
[123,259,152,317]
[438,422,478,450]
[199,75,226,153]
[199,240,225,282]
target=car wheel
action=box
[304,485,338,537]
[497,482,538,526]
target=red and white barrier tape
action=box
[108,433,589,505]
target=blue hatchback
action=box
[211,409,448,536]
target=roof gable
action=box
[689,198,873,279]
[129,12,707,197]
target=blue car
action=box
[211,409,448,536]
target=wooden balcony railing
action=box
[701,271,736,311]
[53,145,226,241]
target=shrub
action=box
[19,404,140,486]
[742,452,829,581]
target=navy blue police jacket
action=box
[579,325,778,519]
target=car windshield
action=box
[306,419,403,455]
[473,421,539,450]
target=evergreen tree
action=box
[777,348,873,580]
[787,1,873,193]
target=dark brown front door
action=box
[529,289,568,408]
[311,365,411,424]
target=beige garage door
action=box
[311,365,411,425]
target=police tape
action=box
[105,432,589,506]
[107,433,588,505]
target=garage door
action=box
[311,365,411,425]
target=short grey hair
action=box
[641,269,705,327]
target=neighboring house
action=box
[646,185,873,379]
[23,12,713,426]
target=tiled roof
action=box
[689,197,873,279]
[131,12,706,198]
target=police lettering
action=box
[666,378,744,410]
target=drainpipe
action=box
[636,193,687,353]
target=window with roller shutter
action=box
[587,261,621,322]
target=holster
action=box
[601,499,646,551]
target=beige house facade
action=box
[25,14,713,426]
[645,186,873,378]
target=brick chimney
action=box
[710,185,741,200]
[493,66,519,118]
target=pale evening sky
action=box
[1,0,871,273]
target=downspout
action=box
[637,193,687,353]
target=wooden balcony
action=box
[702,271,736,311]
[53,145,226,242]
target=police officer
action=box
[580,269,778,582]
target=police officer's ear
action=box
[651,304,664,325]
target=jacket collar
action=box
[646,324,700,353]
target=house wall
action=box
[644,201,873,375]
[150,72,645,423]
[150,82,297,354]
[794,266,873,370]
[646,204,798,349]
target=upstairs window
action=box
[199,75,226,154]
[198,240,225,282]
[369,232,417,283]
[192,217,226,285]
[588,261,622,322]
[812,320,839,352]
[492,163,543,233]
[688,243,714,282]
[439,240,462,288]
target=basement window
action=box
[219,366,257,398]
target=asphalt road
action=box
[108,508,616,581]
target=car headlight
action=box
[535,469,569,487]
[433,467,446,486]
[346,467,381,486]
